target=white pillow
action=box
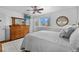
[62,25,78,30]
[70,28,79,51]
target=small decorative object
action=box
[56,16,69,27]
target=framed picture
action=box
[39,17,49,26]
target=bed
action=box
[21,30,73,52]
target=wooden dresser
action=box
[9,17,29,40]
[9,25,29,40]
[0,25,29,52]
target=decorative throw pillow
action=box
[59,29,66,38]
[64,27,76,39]
[59,27,76,39]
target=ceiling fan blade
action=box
[38,8,43,10]
[37,10,41,13]
[26,9,33,11]
[33,11,35,14]
[26,10,30,11]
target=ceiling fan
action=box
[26,6,44,14]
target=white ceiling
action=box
[0,6,75,15]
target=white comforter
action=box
[21,30,73,52]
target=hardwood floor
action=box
[0,43,2,52]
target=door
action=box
[0,28,5,41]
[0,14,5,41]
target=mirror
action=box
[11,17,25,25]
[56,16,69,27]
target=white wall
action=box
[0,13,6,41]
[50,7,77,26]
[0,7,23,40]
[77,7,79,23]
[0,8,23,26]
[33,7,78,28]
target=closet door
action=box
[0,14,5,41]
